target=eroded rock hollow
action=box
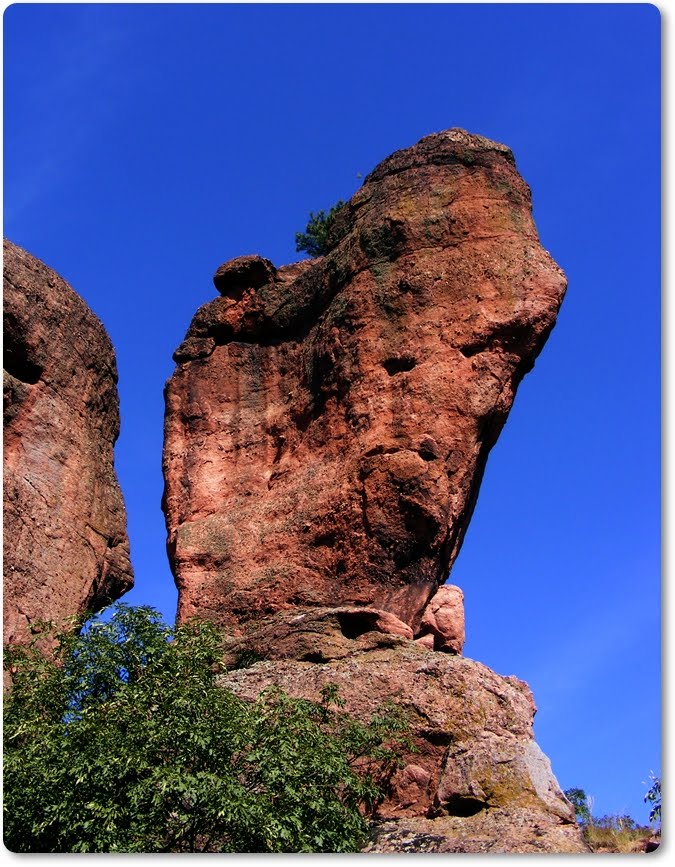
[163,129,566,636]
[3,239,133,644]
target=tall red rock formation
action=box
[3,239,133,644]
[163,128,566,635]
[164,130,580,851]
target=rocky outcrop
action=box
[162,128,567,635]
[3,239,133,644]
[162,129,575,851]
[220,638,587,853]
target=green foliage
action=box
[564,784,658,852]
[3,605,409,853]
[295,200,346,257]
[564,787,591,824]
[582,815,653,853]
[644,773,661,824]
[591,814,641,831]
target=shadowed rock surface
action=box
[163,128,566,635]
[3,239,133,644]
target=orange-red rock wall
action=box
[3,239,133,643]
[163,129,566,635]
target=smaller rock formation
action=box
[213,254,277,296]
[418,584,465,652]
[223,586,463,664]
[3,239,133,644]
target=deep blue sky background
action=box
[4,3,660,826]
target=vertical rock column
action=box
[162,129,566,636]
[3,239,133,644]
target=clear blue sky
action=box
[4,2,660,826]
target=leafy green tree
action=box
[564,787,592,824]
[644,774,661,825]
[295,200,346,257]
[3,605,409,853]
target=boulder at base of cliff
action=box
[219,639,588,854]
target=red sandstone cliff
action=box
[3,239,133,644]
[163,129,566,635]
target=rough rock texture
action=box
[163,128,566,635]
[363,811,588,854]
[163,130,575,852]
[220,640,587,853]
[222,605,415,667]
[419,583,465,652]
[3,239,133,644]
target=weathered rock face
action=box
[220,639,587,853]
[163,128,566,635]
[3,239,133,644]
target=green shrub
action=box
[295,200,346,257]
[582,815,653,853]
[3,605,408,853]
[564,786,658,853]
